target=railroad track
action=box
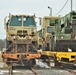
[64,68,76,74]
[48,61,76,74]
[31,67,39,75]
[9,65,13,75]
[8,60,76,75]
[9,65,40,75]
[37,58,76,72]
[59,61,76,74]
[51,65,76,74]
[61,66,76,74]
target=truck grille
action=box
[17,30,27,35]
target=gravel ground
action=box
[0,68,75,75]
[0,69,35,75]
[0,59,75,75]
[36,69,75,75]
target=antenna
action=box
[71,0,72,12]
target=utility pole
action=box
[48,6,52,16]
[71,0,72,12]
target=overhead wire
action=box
[55,0,69,16]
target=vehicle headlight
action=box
[34,29,36,32]
[61,36,64,39]
[29,36,32,39]
[13,36,16,39]
[75,36,76,39]
[31,28,36,32]
[59,36,64,39]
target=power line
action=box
[55,0,69,15]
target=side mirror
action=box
[4,17,6,29]
[4,16,9,29]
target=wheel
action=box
[50,36,55,51]
[42,41,46,50]
[6,39,12,52]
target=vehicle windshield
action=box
[10,16,22,26]
[47,27,53,33]
[49,19,55,26]
[9,16,36,26]
[23,16,36,26]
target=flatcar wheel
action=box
[32,59,36,65]
[6,59,11,66]
[28,60,33,67]
[23,60,33,67]
[54,55,61,66]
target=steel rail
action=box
[61,66,76,74]
[31,68,39,75]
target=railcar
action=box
[2,14,41,66]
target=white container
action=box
[50,62,55,67]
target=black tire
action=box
[6,39,12,52]
[42,41,46,50]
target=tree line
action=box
[0,39,6,51]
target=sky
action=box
[0,0,76,39]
